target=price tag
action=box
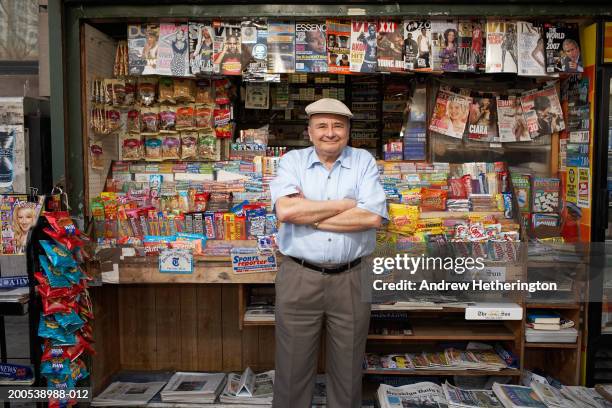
[159,249,193,274]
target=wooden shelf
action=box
[404,322,516,341]
[525,342,578,349]
[526,303,581,310]
[363,368,521,377]
[367,334,414,340]
[243,320,275,327]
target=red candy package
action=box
[42,340,85,362]
[45,211,81,237]
[420,188,447,211]
[448,178,468,199]
[42,297,75,316]
[43,228,85,252]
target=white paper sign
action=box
[159,249,193,274]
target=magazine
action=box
[492,384,547,408]
[161,372,226,403]
[267,20,295,74]
[213,21,242,75]
[241,19,268,80]
[295,21,327,73]
[127,24,159,75]
[486,20,517,73]
[377,19,404,72]
[377,382,449,408]
[403,19,432,71]
[350,19,378,73]
[467,94,498,142]
[520,85,566,138]
[92,381,167,406]
[189,22,215,75]
[517,22,546,76]
[429,88,471,139]
[0,195,42,255]
[472,20,486,71]
[431,19,459,71]
[443,382,503,408]
[157,24,190,77]
[496,95,531,142]
[544,23,583,74]
[326,18,351,74]
[219,368,274,405]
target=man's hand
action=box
[275,195,356,225]
[317,207,383,232]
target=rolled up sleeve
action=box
[270,153,301,207]
[356,155,389,220]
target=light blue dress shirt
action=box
[270,146,389,265]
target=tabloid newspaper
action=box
[377,382,449,408]
[467,94,499,142]
[326,18,352,74]
[544,22,583,74]
[189,22,215,75]
[267,20,295,74]
[160,372,227,403]
[295,21,328,73]
[213,21,242,75]
[486,20,517,73]
[431,19,459,72]
[442,381,504,408]
[241,19,268,80]
[350,20,378,73]
[429,88,472,139]
[219,368,274,405]
[157,24,190,77]
[517,21,546,76]
[496,95,532,142]
[403,19,432,71]
[520,85,566,138]
[128,24,159,75]
[492,384,547,408]
[376,19,404,72]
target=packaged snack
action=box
[400,188,421,206]
[213,108,232,138]
[137,77,158,106]
[162,134,181,160]
[180,131,198,159]
[40,241,78,268]
[502,192,513,219]
[420,188,447,211]
[197,131,219,160]
[176,105,195,129]
[120,133,143,161]
[124,78,137,105]
[194,193,210,211]
[158,77,175,103]
[89,143,104,170]
[41,358,72,376]
[70,358,90,382]
[126,109,141,133]
[159,105,177,132]
[195,104,214,129]
[145,135,163,160]
[54,310,85,333]
[38,315,76,345]
[245,205,266,238]
[448,177,468,199]
[214,78,230,105]
[42,341,85,362]
[387,204,419,235]
[112,79,126,106]
[43,228,84,252]
[141,106,160,133]
[105,108,122,132]
[174,78,195,102]
[42,297,74,315]
[195,79,213,104]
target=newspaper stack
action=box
[492,384,547,408]
[160,372,226,403]
[595,384,612,403]
[530,382,575,408]
[219,367,274,405]
[560,386,612,408]
[442,381,503,408]
[92,382,166,406]
[244,305,275,322]
[377,382,448,408]
[525,327,578,343]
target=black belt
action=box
[289,256,361,274]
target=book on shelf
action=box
[219,367,274,405]
[442,381,504,408]
[160,371,226,403]
[92,381,167,407]
[492,384,547,408]
[526,311,562,324]
[525,327,577,343]
[526,319,574,331]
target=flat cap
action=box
[305,98,353,118]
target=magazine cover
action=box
[267,20,295,74]
[128,24,159,75]
[245,83,269,109]
[189,22,215,75]
[376,19,404,72]
[431,19,458,72]
[457,20,485,72]
[213,21,242,75]
[544,22,583,73]
[157,24,190,76]
[521,86,566,138]
[472,20,486,71]
[350,20,378,73]
[295,21,327,73]
[486,20,517,73]
[517,21,546,76]
[467,95,498,142]
[429,88,471,139]
[0,196,40,254]
[327,18,351,74]
[497,95,531,142]
[241,19,268,80]
[403,19,432,71]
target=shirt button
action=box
[328,238,332,242]
[328,176,331,179]
[327,197,330,200]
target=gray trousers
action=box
[272,259,371,408]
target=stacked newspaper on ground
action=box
[443,381,503,408]
[365,348,507,372]
[219,367,274,405]
[377,382,449,408]
[160,372,226,403]
[244,305,275,322]
[560,386,612,408]
[91,381,166,406]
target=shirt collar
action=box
[307,147,352,169]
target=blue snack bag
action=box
[40,240,77,268]
[39,255,72,288]
[70,359,90,382]
[46,373,75,390]
[41,358,72,376]
[62,265,83,285]
[38,316,76,345]
[54,310,84,333]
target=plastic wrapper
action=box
[174,78,195,102]
[420,188,447,211]
[195,79,213,103]
[214,78,230,105]
[38,315,76,345]
[41,358,72,376]
[120,133,143,161]
[89,143,104,170]
[158,77,175,103]
[159,105,177,132]
[126,109,141,133]
[176,105,195,129]
[388,203,419,235]
[214,108,232,138]
[162,134,181,160]
[40,241,78,269]
[43,228,84,253]
[180,131,198,159]
[137,77,158,106]
[41,340,85,363]
[141,106,160,133]
[195,104,214,129]
[124,78,137,105]
[197,131,219,160]
[145,135,163,161]
[54,310,85,333]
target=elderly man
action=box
[270,98,388,408]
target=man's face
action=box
[537,106,551,121]
[368,25,376,36]
[308,114,350,157]
[563,42,579,62]
[307,31,326,53]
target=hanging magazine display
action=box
[429,88,471,139]
[544,22,583,73]
[472,20,486,71]
[431,19,458,71]
[521,85,566,138]
[267,20,295,74]
[376,19,404,72]
[128,24,159,75]
[213,21,242,75]
[189,22,214,75]
[403,19,432,71]
[295,21,327,73]
[467,94,498,142]
[241,19,268,80]
[457,20,485,72]
[517,21,546,76]
[486,20,517,73]
[157,24,190,77]
[350,20,377,73]
[497,95,531,142]
[326,19,351,74]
